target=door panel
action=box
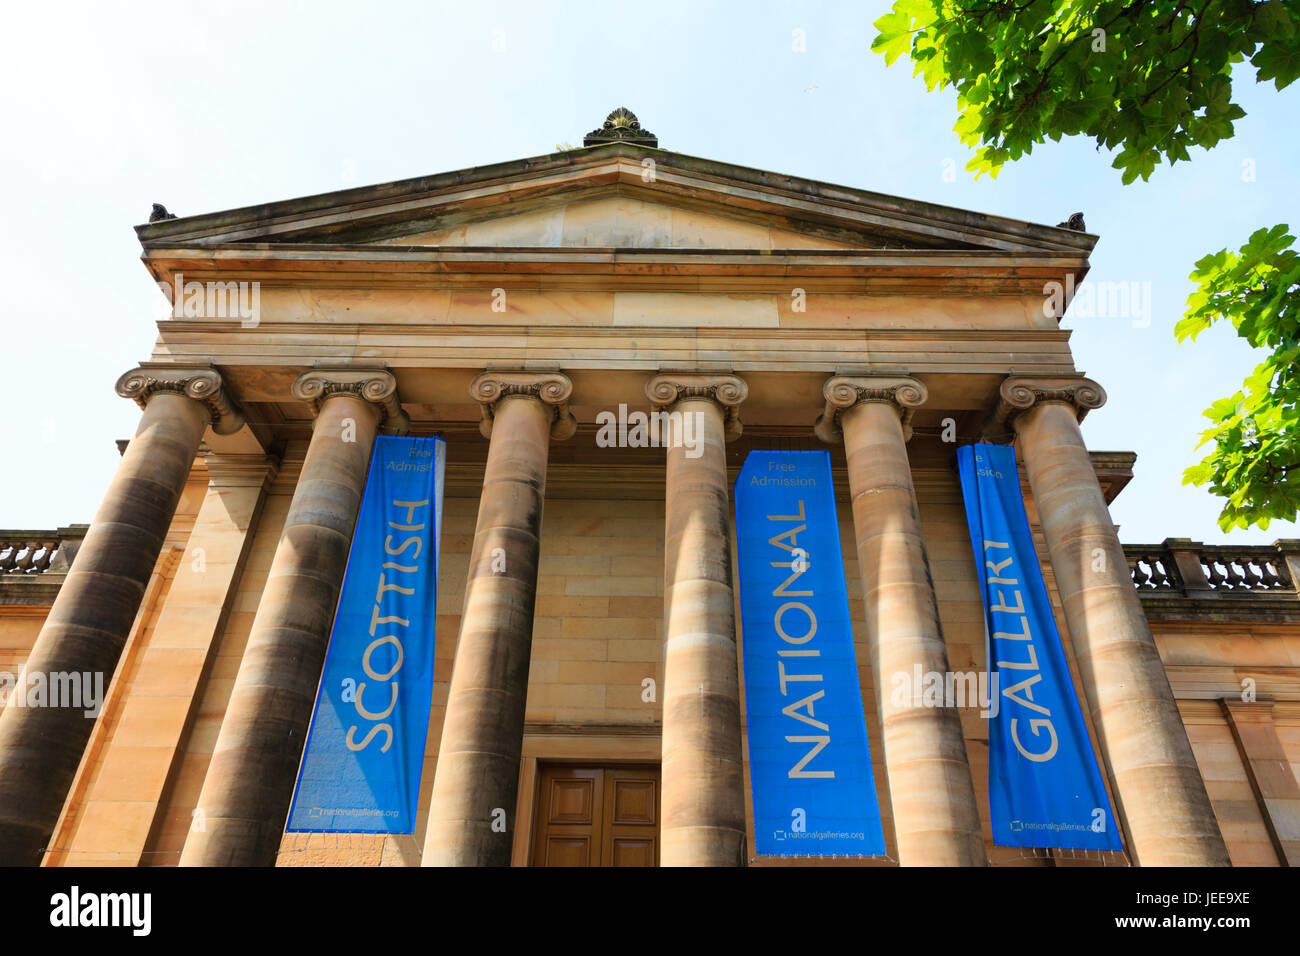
[531,764,660,867]
[544,836,595,867]
[610,838,655,867]
[548,775,597,825]
[610,778,656,824]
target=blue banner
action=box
[734,450,886,857]
[957,443,1121,851]
[287,435,445,834]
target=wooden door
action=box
[530,764,660,866]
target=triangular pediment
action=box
[136,143,1096,257]
[370,190,868,251]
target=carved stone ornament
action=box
[813,375,928,444]
[114,363,245,435]
[470,370,576,441]
[291,366,411,435]
[984,374,1107,439]
[583,107,658,148]
[1055,212,1087,231]
[644,372,748,442]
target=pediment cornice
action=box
[135,143,1096,258]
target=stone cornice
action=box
[114,363,245,435]
[290,366,411,435]
[1136,592,1300,625]
[984,374,1106,438]
[814,374,927,443]
[645,372,748,442]
[469,370,577,441]
[139,245,1088,298]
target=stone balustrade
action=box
[0,533,61,574]
[1198,546,1293,591]
[1126,539,1300,623]
[1127,547,1181,590]
[0,527,88,603]
[1126,539,1297,593]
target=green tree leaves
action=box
[1178,226,1300,529]
[871,1,1300,181]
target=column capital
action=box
[470,370,576,440]
[814,374,927,444]
[115,362,245,435]
[645,371,747,441]
[984,374,1107,439]
[291,366,410,435]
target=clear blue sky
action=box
[2,0,1297,544]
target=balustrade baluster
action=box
[1205,560,1227,589]
[31,544,53,573]
[14,544,34,573]
[1132,557,1151,588]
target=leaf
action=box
[1175,312,1212,342]
[1253,40,1300,89]
[1038,30,1062,69]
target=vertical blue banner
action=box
[957,443,1121,851]
[287,435,445,834]
[734,450,886,857]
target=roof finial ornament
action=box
[1056,211,1086,231]
[584,108,658,148]
[149,203,178,223]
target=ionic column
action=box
[991,375,1230,866]
[181,367,408,867]
[815,375,985,866]
[645,371,748,867]
[423,371,575,867]
[0,363,243,866]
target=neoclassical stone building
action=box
[1,110,1297,867]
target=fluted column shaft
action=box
[650,373,747,866]
[424,372,573,867]
[824,378,984,866]
[1005,379,1229,865]
[181,368,404,866]
[0,365,239,866]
